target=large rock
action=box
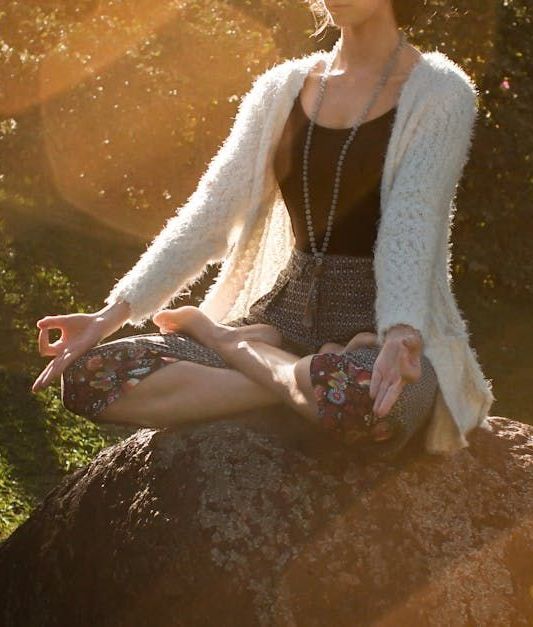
[0,409,531,627]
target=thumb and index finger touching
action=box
[33,316,76,392]
[36,316,68,357]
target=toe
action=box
[153,309,172,322]
[318,342,344,354]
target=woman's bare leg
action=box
[98,360,283,427]
[153,307,283,347]
[152,307,319,421]
[211,337,320,423]
[98,307,378,428]
[98,309,287,427]
[149,307,380,425]
[206,334,378,425]
[343,331,379,351]
[317,333,378,355]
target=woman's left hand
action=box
[369,325,423,418]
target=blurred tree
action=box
[0,0,530,295]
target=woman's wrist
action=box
[93,300,132,337]
[384,323,423,345]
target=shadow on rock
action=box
[0,408,531,627]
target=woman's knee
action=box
[291,355,320,420]
[300,348,438,447]
[380,354,439,442]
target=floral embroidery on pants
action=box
[62,342,179,419]
[309,352,398,446]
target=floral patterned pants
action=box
[61,248,439,460]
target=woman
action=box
[31,0,495,460]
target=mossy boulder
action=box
[0,410,531,626]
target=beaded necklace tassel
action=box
[302,259,325,328]
[300,31,406,331]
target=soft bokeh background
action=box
[0,0,531,539]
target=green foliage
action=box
[0,219,127,540]
[0,364,126,539]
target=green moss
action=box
[0,367,128,541]
[0,219,131,541]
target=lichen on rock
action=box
[0,410,531,626]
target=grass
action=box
[0,366,134,540]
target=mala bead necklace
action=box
[301,30,407,329]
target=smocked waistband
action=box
[290,247,373,264]
[287,247,375,278]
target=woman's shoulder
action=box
[418,49,479,104]
[248,46,479,116]
[270,46,478,101]
[252,49,326,88]
[237,51,324,120]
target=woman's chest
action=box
[272,92,397,255]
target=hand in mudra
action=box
[31,313,110,392]
[369,327,423,419]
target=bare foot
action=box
[341,332,379,353]
[317,342,345,354]
[316,332,379,355]
[153,306,283,350]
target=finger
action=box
[369,364,382,400]
[402,339,421,363]
[374,378,403,418]
[38,352,73,390]
[404,360,422,383]
[400,348,422,382]
[33,346,76,391]
[401,334,417,349]
[38,327,65,357]
[32,358,57,391]
[37,315,67,329]
[372,373,399,416]
[38,327,51,356]
[403,338,423,367]
[372,378,391,415]
[36,364,59,391]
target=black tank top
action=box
[274,91,397,257]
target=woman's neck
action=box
[333,20,405,78]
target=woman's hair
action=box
[306,1,436,39]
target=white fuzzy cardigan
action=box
[104,46,496,455]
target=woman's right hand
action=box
[31,301,131,393]
[31,313,108,393]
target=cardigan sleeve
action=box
[374,78,478,346]
[103,68,275,328]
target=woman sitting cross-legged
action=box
[149,306,433,454]
[32,1,495,459]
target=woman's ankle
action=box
[209,324,239,351]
